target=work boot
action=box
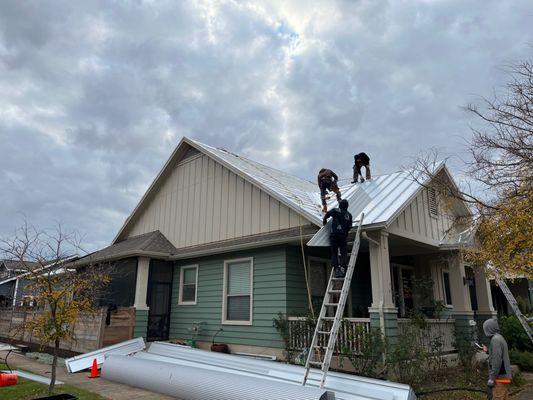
[322,205,328,213]
[334,268,344,279]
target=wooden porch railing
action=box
[398,318,456,353]
[288,316,371,355]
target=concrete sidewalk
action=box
[7,352,173,400]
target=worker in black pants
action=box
[317,168,342,213]
[323,199,353,278]
[352,152,371,183]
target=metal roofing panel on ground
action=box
[2,370,64,385]
[64,337,145,373]
[102,354,331,400]
[140,342,416,400]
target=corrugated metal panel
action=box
[102,355,330,400]
[139,342,416,400]
[64,337,145,373]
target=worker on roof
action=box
[352,152,371,183]
[482,319,512,400]
[323,199,353,278]
[317,168,342,213]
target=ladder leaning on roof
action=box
[492,269,533,344]
[302,214,364,388]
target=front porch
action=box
[288,229,496,353]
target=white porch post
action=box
[133,257,150,339]
[367,230,398,342]
[474,267,496,315]
[447,252,475,340]
[134,257,150,310]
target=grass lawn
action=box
[0,364,106,400]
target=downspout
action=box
[12,278,19,307]
[362,232,386,335]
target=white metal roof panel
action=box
[140,342,416,400]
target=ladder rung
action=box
[321,317,334,321]
[324,303,338,307]
[309,361,323,367]
[317,330,331,335]
[331,277,344,281]
[328,289,342,294]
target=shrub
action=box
[498,315,533,352]
[340,327,387,379]
[510,349,533,372]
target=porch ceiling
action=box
[387,233,440,256]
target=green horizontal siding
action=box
[169,246,288,349]
[134,309,149,339]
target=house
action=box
[66,137,496,357]
[0,260,39,307]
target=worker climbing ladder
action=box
[492,269,533,344]
[302,214,364,388]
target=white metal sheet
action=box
[64,337,145,373]
[102,354,331,400]
[141,342,416,400]
[2,370,64,385]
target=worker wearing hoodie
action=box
[323,199,353,278]
[483,318,512,400]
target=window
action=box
[223,258,253,325]
[179,265,198,305]
[442,270,452,305]
[428,188,438,218]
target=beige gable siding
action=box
[388,188,454,246]
[125,154,306,248]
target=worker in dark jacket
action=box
[323,199,353,278]
[483,319,512,400]
[317,168,342,213]
[352,152,371,183]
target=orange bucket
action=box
[0,372,18,387]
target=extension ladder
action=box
[492,270,533,344]
[302,214,364,388]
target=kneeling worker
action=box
[317,168,342,213]
[352,152,371,183]
[323,199,353,278]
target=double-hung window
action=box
[179,265,198,305]
[441,270,453,306]
[223,258,253,325]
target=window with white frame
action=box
[179,265,198,305]
[223,258,253,324]
[441,270,452,305]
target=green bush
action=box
[498,315,533,351]
[510,349,533,372]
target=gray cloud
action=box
[0,0,531,251]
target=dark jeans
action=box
[320,180,342,206]
[330,234,348,270]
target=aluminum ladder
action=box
[302,214,364,388]
[492,270,533,344]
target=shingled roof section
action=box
[73,230,177,266]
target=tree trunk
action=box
[49,338,59,394]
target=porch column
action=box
[133,257,150,339]
[473,266,497,338]
[447,252,475,342]
[367,230,398,343]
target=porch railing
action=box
[398,318,456,353]
[287,317,371,355]
[288,316,457,355]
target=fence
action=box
[0,306,136,353]
[398,318,456,353]
[288,317,371,355]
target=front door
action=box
[147,260,173,341]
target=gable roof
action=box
[76,231,177,266]
[112,137,471,248]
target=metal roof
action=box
[135,342,416,400]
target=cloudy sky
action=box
[1,0,531,251]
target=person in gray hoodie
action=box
[483,318,512,400]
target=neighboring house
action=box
[0,260,39,307]
[70,137,497,356]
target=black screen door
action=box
[147,260,173,341]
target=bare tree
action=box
[409,59,533,278]
[0,221,110,394]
